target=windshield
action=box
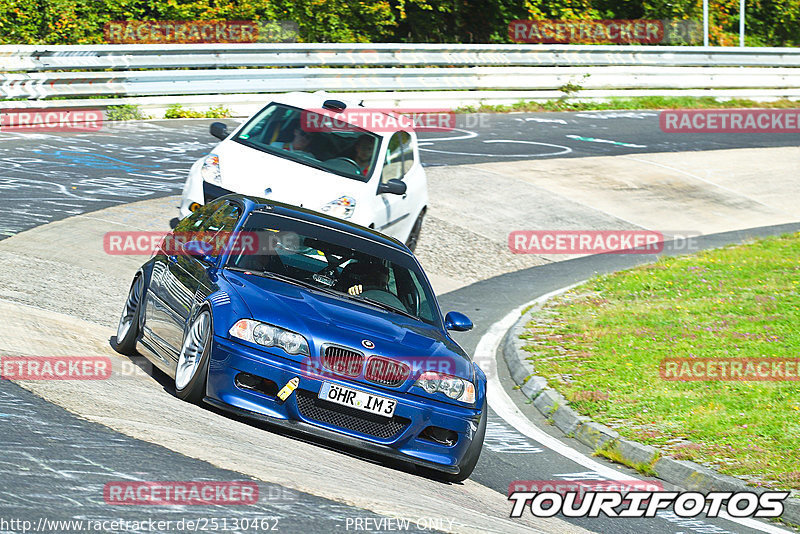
[226,211,440,326]
[232,103,381,182]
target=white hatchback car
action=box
[179,92,428,250]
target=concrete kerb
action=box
[501,285,800,526]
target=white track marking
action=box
[478,287,792,534]
[517,117,568,125]
[417,128,479,143]
[421,139,572,158]
[575,111,658,120]
[566,135,648,148]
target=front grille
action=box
[295,390,410,440]
[321,345,364,378]
[365,356,410,387]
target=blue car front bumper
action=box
[206,336,483,473]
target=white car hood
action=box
[215,141,366,209]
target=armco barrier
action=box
[3,43,800,70]
[1,43,798,108]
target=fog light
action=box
[189,202,201,212]
[235,372,260,389]
[419,426,458,447]
[234,372,279,397]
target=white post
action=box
[703,0,709,46]
[739,0,745,47]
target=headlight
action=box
[321,196,356,219]
[229,319,309,356]
[200,154,222,184]
[414,371,476,404]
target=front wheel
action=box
[405,209,425,253]
[175,309,213,404]
[113,275,143,355]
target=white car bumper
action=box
[179,158,205,219]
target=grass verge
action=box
[106,104,150,121]
[164,104,232,119]
[456,96,800,113]
[595,442,660,477]
[522,232,800,490]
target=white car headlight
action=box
[321,196,356,219]
[200,154,222,184]
[414,371,476,404]
[229,319,309,356]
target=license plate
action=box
[319,382,397,418]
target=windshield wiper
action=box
[347,294,419,321]
[226,267,341,296]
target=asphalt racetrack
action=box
[1,110,798,238]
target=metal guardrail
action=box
[1,44,798,101]
[3,66,799,100]
[2,44,800,70]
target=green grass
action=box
[106,104,150,121]
[456,96,800,114]
[106,103,232,121]
[163,104,232,119]
[522,232,800,490]
[596,441,661,477]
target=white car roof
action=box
[262,91,412,138]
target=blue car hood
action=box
[223,270,474,381]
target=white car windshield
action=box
[233,103,381,182]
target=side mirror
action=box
[377,179,407,195]
[210,122,230,141]
[182,240,217,265]
[444,312,473,332]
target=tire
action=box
[437,400,487,483]
[405,209,425,253]
[175,309,213,405]
[113,275,143,355]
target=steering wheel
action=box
[326,157,362,172]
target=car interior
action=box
[229,232,431,322]
[236,104,379,179]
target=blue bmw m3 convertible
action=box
[114,194,487,481]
